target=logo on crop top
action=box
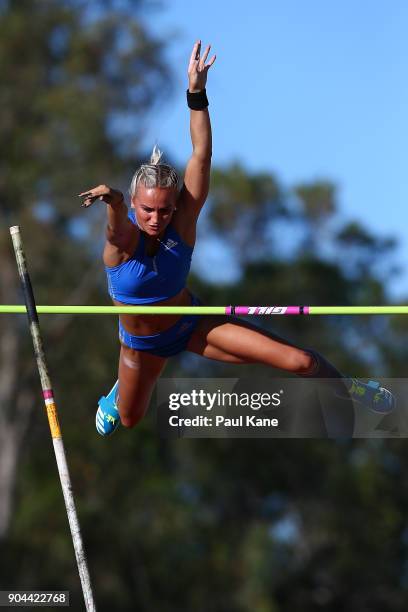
[162,238,178,251]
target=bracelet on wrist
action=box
[187,88,209,110]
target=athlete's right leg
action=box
[186,316,394,414]
[117,344,168,428]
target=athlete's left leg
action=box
[185,316,394,413]
[186,315,321,373]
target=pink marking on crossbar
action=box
[289,306,310,315]
[286,307,301,315]
[235,306,250,315]
[43,389,54,400]
[226,306,310,316]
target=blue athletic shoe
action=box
[346,379,395,414]
[96,380,120,436]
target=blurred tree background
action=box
[1,1,408,610]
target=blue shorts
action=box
[118,294,202,357]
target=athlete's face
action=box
[132,184,177,236]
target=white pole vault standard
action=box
[9,227,96,612]
[1,305,408,315]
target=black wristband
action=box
[186,88,209,110]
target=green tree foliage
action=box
[294,180,337,253]
[0,0,171,554]
[208,162,288,265]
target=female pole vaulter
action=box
[79,41,394,436]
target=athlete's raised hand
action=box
[188,40,216,93]
[78,184,124,208]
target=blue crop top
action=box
[105,209,193,304]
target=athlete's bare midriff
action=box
[113,287,195,336]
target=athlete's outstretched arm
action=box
[179,40,216,216]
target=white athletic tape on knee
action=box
[123,355,140,369]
